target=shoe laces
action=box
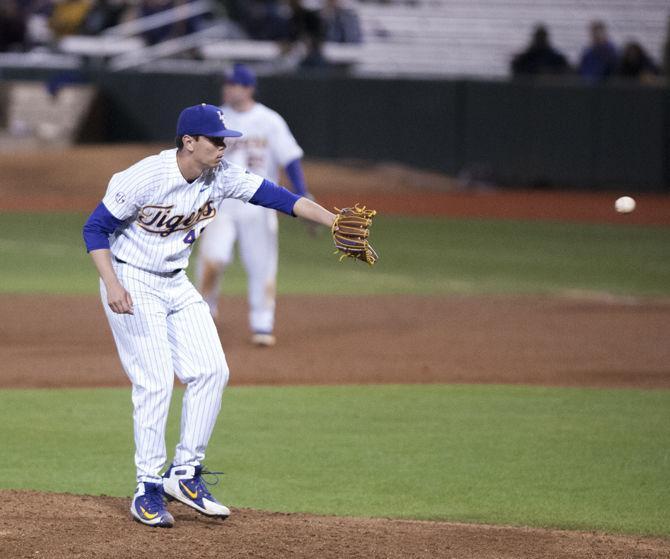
[141,483,167,512]
[192,466,224,499]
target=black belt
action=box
[114,257,182,276]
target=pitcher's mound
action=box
[1,490,668,558]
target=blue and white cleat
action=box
[130,481,174,527]
[163,464,230,518]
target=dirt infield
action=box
[2,293,670,390]
[2,490,669,559]
[1,145,669,557]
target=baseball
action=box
[615,196,636,214]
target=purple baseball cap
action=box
[176,103,243,138]
[225,63,257,87]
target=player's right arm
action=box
[82,162,151,314]
[90,248,134,315]
[82,201,134,315]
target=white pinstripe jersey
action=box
[102,148,263,273]
[220,103,303,183]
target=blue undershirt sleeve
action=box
[82,202,124,252]
[284,158,308,197]
[249,179,301,216]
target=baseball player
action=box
[196,63,311,347]
[82,103,337,527]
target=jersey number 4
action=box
[183,227,205,245]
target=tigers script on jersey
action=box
[102,148,263,273]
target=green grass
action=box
[0,212,669,296]
[2,211,669,537]
[1,384,668,536]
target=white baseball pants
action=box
[101,262,229,483]
[197,199,278,334]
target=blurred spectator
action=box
[578,20,618,81]
[223,0,292,41]
[23,0,55,47]
[124,0,207,45]
[511,25,569,76]
[132,0,178,45]
[285,0,330,69]
[617,41,659,82]
[223,0,335,71]
[49,0,94,38]
[81,0,131,35]
[321,0,362,43]
[0,1,26,52]
[287,0,322,43]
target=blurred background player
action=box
[197,63,311,347]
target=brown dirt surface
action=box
[2,145,670,557]
[1,490,668,559]
[2,293,670,390]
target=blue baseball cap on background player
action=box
[224,63,257,87]
[176,103,243,138]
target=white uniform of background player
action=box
[197,64,311,347]
[82,103,336,527]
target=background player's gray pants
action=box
[101,263,229,483]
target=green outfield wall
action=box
[2,68,668,191]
